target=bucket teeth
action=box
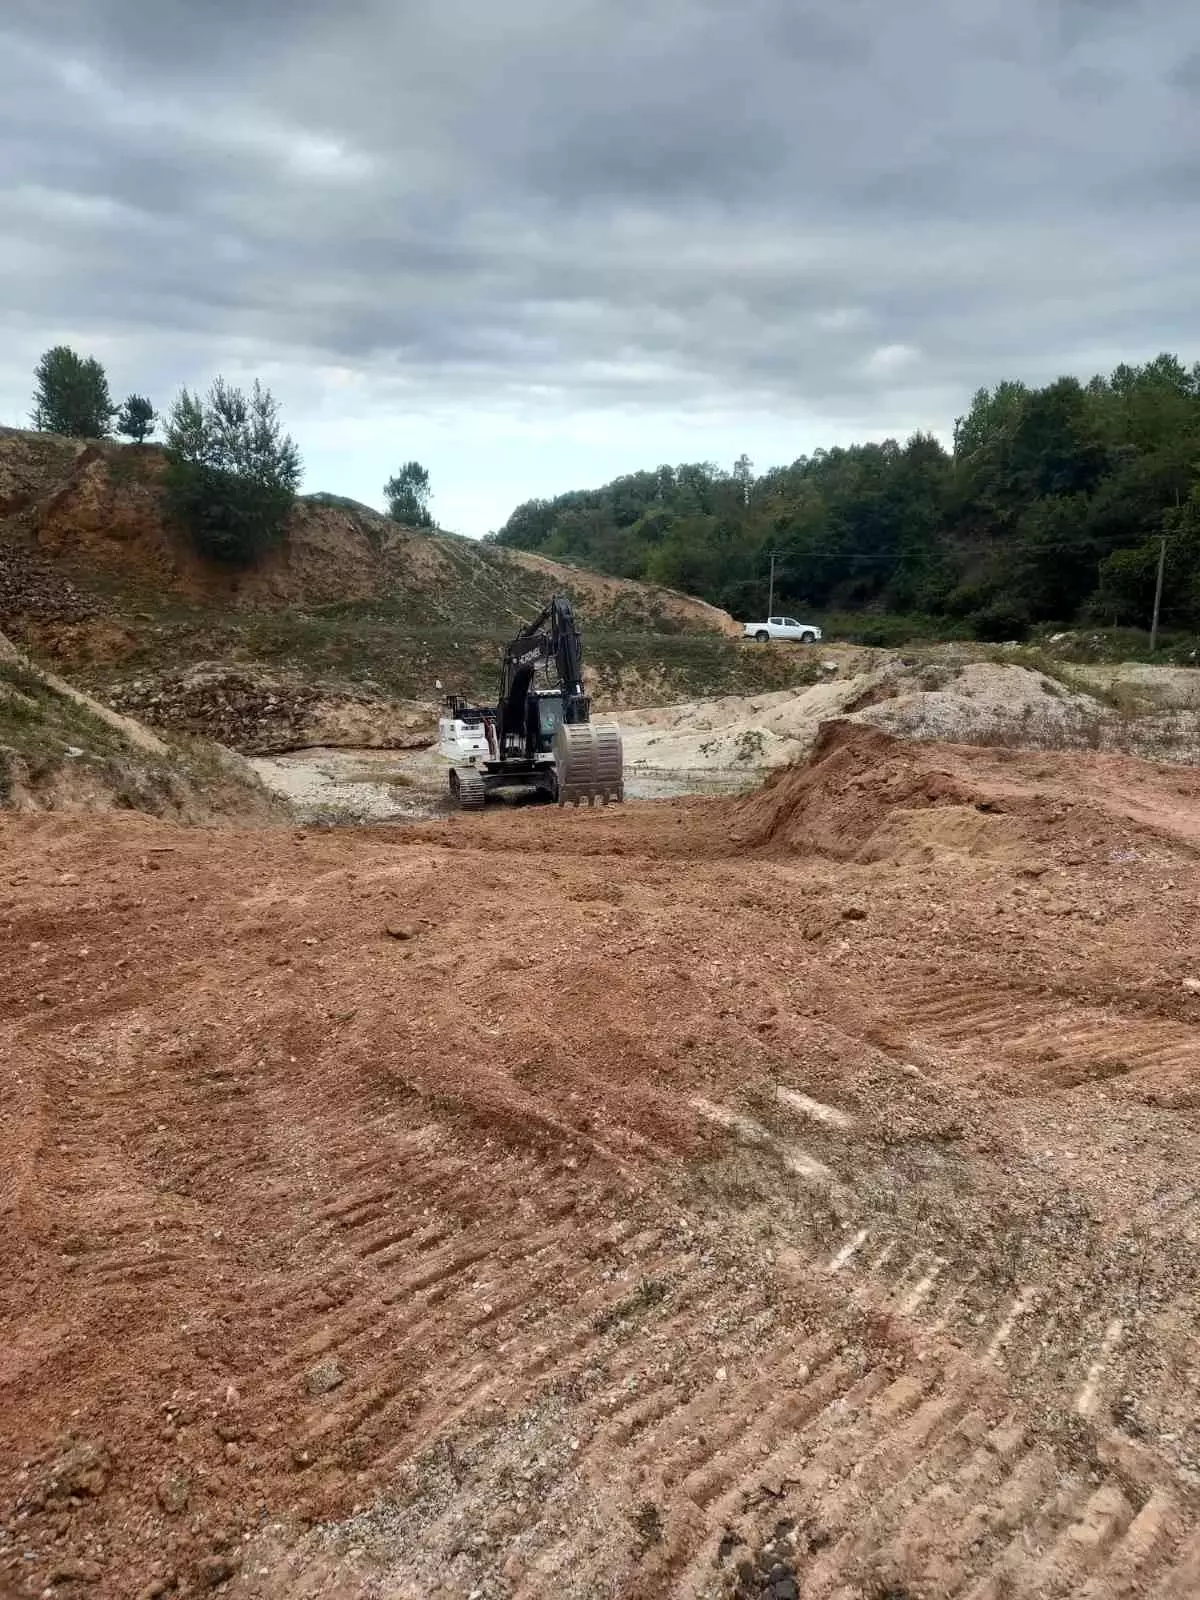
[552,723,624,807]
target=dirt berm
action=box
[0,426,734,632]
[730,721,983,856]
[732,716,1200,862]
[0,427,832,733]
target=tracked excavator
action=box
[442,596,623,810]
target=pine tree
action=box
[115,394,157,443]
[384,462,433,527]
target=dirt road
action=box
[4,725,1200,1599]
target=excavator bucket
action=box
[553,722,624,806]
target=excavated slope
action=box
[0,426,735,632]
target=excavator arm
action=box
[446,594,623,808]
[496,595,590,757]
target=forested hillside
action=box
[491,355,1200,639]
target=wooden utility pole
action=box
[767,551,779,616]
[1150,534,1167,652]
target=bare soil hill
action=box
[0,428,809,741]
[4,725,1200,1598]
[0,427,731,632]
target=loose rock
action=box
[156,1473,190,1515]
[49,1558,102,1585]
[305,1358,346,1396]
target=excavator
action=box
[442,596,624,810]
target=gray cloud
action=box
[4,0,1200,487]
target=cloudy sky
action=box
[3,0,1199,535]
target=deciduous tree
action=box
[32,346,114,438]
[164,379,301,564]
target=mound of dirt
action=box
[1071,660,1200,709]
[616,656,1200,785]
[730,714,1200,872]
[502,547,740,637]
[855,659,1106,743]
[0,428,735,636]
[730,721,983,857]
[618,656,886,772]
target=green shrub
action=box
[164,378,301,566]
[165,460,295,565]
[969,601,1032,642]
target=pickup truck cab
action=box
[742,616,822,644]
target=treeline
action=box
[489,355,1200,637]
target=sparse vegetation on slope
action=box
[0,634,285,820]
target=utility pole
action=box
[767,550,780,617]
[1150,533,1167,652]
[1150,490,1181,652]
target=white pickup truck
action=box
[742,616,822,643]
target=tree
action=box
[385,461,433,527]
[1009,378,1108,500]
[115,394,157,443]
[163,378,302,564]
[32,346,114,438]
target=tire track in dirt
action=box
[892,980,1200,1105]
[255,1198,1200,1600]
[202,1054,1195,1598]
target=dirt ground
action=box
[4,724,1200,1600]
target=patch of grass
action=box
[0,656,281,818]
[0,660,127,758]
[591,1275,669,1334]
[81,609,828,708]
[1036,625,1199,666]
[821,611,974,647]
[630,1501,664,1550]
[0,659,50,700]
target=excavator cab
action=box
[531,692,564,752]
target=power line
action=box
[763,537,1177,566]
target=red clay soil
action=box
[4,726,1200,1599]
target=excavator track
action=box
[448,765,486,810]
[553,722,624,806]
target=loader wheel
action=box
[449,766,485,810]
[553,722,624,807]
[755,629,770,643]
